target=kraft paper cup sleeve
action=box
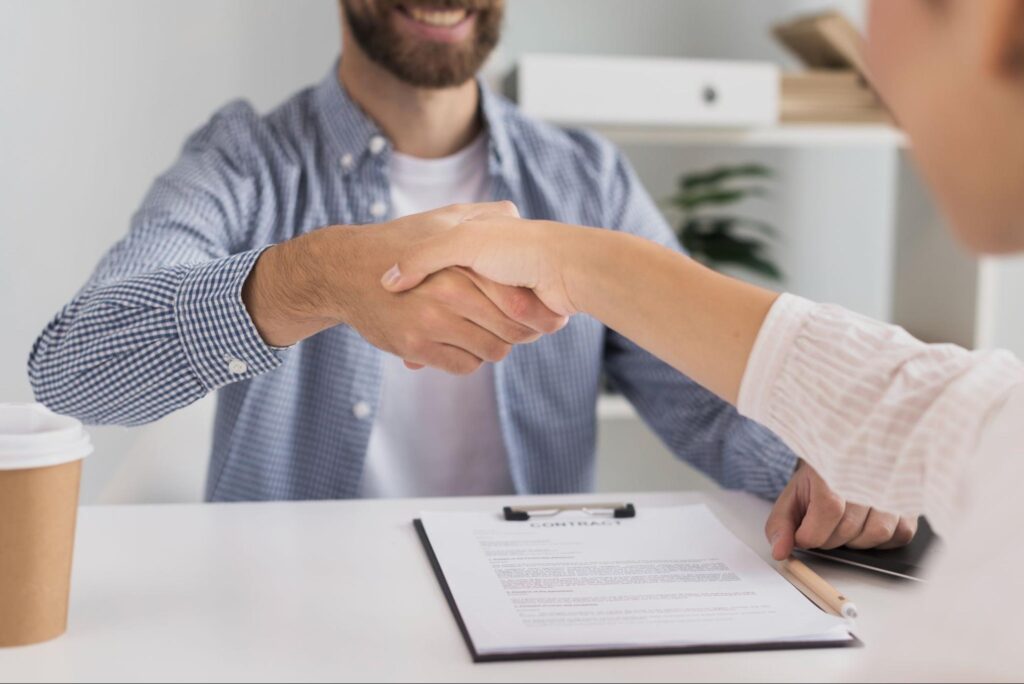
[0,403,92,648]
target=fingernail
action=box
[769,532,782,547]
[381,264,401,287]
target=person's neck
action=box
[338,39,482,159]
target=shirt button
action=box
[340,152,354,169]
[227,358,248,375]
[369,201,388,218]
[352,401,372,420]
[368,135,387,155]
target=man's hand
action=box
[349,263,564,374]
[765,461,918,561]
[243,202,567,373]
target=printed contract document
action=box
[416,505,854,660]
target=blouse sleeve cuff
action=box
[737,293,817,425]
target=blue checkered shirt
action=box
[28,63,797,502]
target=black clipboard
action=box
[414,508,861,663]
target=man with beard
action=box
[28,1,916,554]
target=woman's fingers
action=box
[456,267,568,336]
[382,228,478,293]
[381,202,519,293]
[876,516,919,550]
[845,508,901,549]
[819,502,871,550]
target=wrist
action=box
[242,229,345,346]
[556,225,618,316]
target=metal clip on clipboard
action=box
[502,502,636,521]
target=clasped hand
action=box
[342,201,566,374]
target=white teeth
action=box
[407,7,468,27]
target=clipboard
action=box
[414,502,861,663]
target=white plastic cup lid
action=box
[0,403,93,471]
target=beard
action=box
[341,0,504,89]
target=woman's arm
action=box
[383,217,1024,534]
[563,226,778,404]
[383,218,778,404]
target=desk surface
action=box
[0,491,920,683]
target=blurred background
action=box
[3,0,1021,505]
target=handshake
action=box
[244,201,567,373]
[243,199,918,558]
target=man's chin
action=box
[371,41,485,89]
[343,0,501,89]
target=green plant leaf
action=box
[679,164,773,190]
[671,187,768,211]
[704,216,780,238]
[679,221,783,281]
[722,254,783,280]
[668,163,783,281]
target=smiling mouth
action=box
[398,5,474,28]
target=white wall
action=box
[0,0,343,504]
[978,257,1024,354]
[1,0,865,504]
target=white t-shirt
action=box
[359,132,515,498]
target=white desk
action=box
[0,491,920,682]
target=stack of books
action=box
[774,11,892,125]
[779,70,890,123]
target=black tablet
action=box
[800,517,938,581]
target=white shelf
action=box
[597,394,639,420]
[574,123,907,149]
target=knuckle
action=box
[531,315,557,335]
[834,516,861,540]
[424,274,458,302]
[543,315,570,334]
[841,504,868,526]
[866,517,897,542]
[504,321,537,344]
[495,200,518,216]
[405,335,430,358]
[454,357,481,376]
[487,341,512,363]
[822,494,846,519]
[404,336,429,359]
[416,307,443,332]
[446,202,468,215]
[893,520,917,545]
[503,289,533,321]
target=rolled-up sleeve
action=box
[28,101,284,426]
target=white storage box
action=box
[513,53,780,128]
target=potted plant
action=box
[666,163,783,282]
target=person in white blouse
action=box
[379,0,1024,678]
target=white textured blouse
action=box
[738,293,1024,680]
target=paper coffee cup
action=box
[0,403,92,647]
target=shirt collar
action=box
[478,78,519,184]
[314,59,518,184]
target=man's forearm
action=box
[242,228,350,347]
[561,227,779,405]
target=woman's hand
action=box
[766,461,918,561]
[380,216,586,318]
